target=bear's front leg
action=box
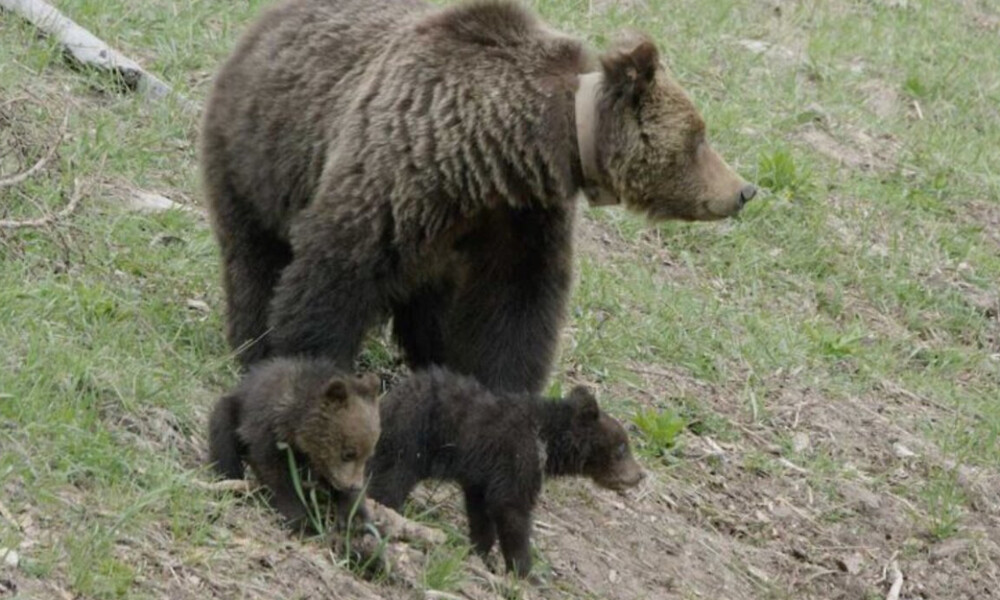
[247,443,311,530]
[268,208,391,365]
[442,206,574,394]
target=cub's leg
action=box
[492,505,533,577]
[246,438,309,529]
[463,486,497,561]
[207,393,246,479]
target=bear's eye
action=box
[341,449,358,462]
[615,443,627,459]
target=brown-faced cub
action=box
[366,367,645,577]
[208,357,381,530]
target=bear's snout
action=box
[739,184,757,207]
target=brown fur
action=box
[366,367,645,576]
[200,0,752,392]
[207,357,381,529]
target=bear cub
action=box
[208,357,381,531]
[367,367,645,577]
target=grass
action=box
[2,0,1000,598]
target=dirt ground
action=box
[3,220,996,600]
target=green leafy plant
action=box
[633,408,686,456]
[757,147,811,196]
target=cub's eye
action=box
[341,450,358,462]
[615,443,627,459]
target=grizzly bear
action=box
[366,367,645,577]
[201,0,755,392]
[207,357,381,530]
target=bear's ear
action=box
[323,378,350,405]
[599,32,659,102]
[354,373,382,405]
[570,385,600,422]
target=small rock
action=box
[893,443,917,458]
[929,538,972,563]
[186,299,211,314]
[1,548,18,568]
[149,233,186,247]
[792,432,810,453]
[737,39,771,54]
[840,482,882,515]
[609,569,618,583]
[127,191,188,214]
[836,552,864,574]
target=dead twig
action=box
[367,499,447,547]
[877,378,964,419]
[194,479,256,494]
[0,95,29,112]
[0,498,21,531]
[885,560,903,600]
[0,177,82,229]
[196,479,446,546]
[0,109,67,189]
[424,592,464,600]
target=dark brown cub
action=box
[366,367,644,577]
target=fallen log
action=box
[0,0,198,112]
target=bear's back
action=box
[378,367,538,481]
[202,0,430,231]
[202,0,592,237]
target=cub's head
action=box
[577,33,755,220]
[296,373,381,492]
[565,386,645,491]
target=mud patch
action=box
[796,123,900,172]
[588,0,648,14]
[859,78,903,119]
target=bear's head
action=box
[296,373,381,492]
[563,386,646,491]
[576,33,755,220]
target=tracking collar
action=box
[575,72,619,207]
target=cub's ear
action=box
[599,31,659,102]
[354,373,382,404]
[323,378,350,405]
[570,385,600,422]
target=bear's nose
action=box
[739,184,757,206]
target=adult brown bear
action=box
[201,0,755,393]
